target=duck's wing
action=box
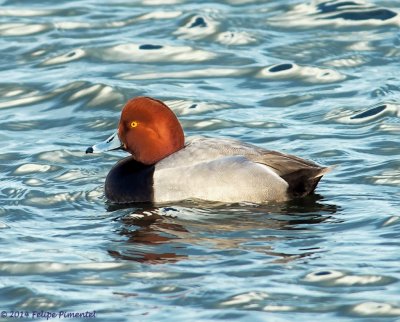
[250,150,331,198]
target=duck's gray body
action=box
[148,137,329,203]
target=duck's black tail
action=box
[282,166,332,199]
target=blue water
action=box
[1,0,400,321]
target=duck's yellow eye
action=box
[130,121,138,128]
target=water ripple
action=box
[99,43,217,63]
[328,103,400,124]
[216,31,257,45]
[269,0,400,28]
[258,63,346,84]
[119,67,248,80]
[0,261,128,275]
[0,23,49,36]
[42,49,86,66]
[351,302,400,317]
[304,270,395,286]
[220,291,269,307]
[175,14,219,39]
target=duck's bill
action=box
[86,131,123,154]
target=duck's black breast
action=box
[105,156,155,203]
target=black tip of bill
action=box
[85,131,123,154]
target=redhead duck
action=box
[86,97,331,204]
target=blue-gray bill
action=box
[86,131,123,154]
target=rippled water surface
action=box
[1,0,400,321]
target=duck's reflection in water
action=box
[107,195,338,264]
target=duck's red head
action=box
[117,97,185,165]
